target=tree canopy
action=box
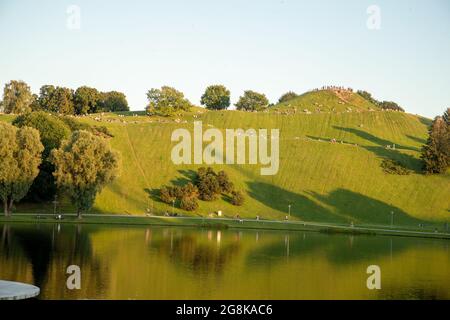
[421,115,449,174]
[200,85,231,110]
[0,122,44,216]
[101,91,129,112]
[235,90,269,111]
[146,86,192,116]
[37,85,75,114]
[1,80,34,114]
[51,130,120,218]
[278,91,299,104]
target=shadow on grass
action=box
[406,134,427,145]
[308,127,423,172]
[307,188,424,226]
[333,126,420,152]
[246,182,341,222]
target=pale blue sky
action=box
[0,0,449,118]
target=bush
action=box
[180,196,199,211]
[278,91,299,104]
[381,159,411,175]
[160,186,177,204]
[230,191,245,206]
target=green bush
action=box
[230,190,245,206]
[180,196,199,211]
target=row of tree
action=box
[145,85,271,115]
[421,108,450,174]
[0,80,129,115]
[357,90,405,112]
[0,113,120,217]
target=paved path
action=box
[0,280,40,300]
[11,213,449,238]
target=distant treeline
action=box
[0,80,129,115]
[357,90,405,112]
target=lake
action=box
[0,223,449,299]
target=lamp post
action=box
[390,211,394,228]
[172,199,175,216]
[53,195,59,217]
[288,204,291,219]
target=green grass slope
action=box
[272,89,379,113]
[1,91,449,227]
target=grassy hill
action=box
[1,90,449,227]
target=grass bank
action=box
[1,214,449,240]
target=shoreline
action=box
[1,214,449,240]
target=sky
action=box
[0,0,449,118]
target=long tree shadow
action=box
[406,134,427,145]
[307,188,425,226]
[333,126,420,152]
[308,132,423,172]
[246,182,346,223]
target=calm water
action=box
[0,223,449,300]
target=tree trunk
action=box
[3,199,9,217]
[8,198,14,216]
[77,208,82,219]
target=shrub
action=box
[230,191,245,206]
[180,196,199,211]
[278,91,299,104]
[160,186,177,204]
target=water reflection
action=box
[0,223,449,300]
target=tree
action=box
[379,101,404,112]
[443,108,450,126]
[200,85,231,110]
[146,86,191,116]
[101,91,129,112]
[235,90,269,111]
[1,80,34,114]
[278,91,299,104]
[74,86,102,114]
[51,130,120,218]
[0,122,44,216]
[38,85,75,114]
[421,116,449,174]
[13,112,71,201]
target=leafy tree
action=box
[200,85,231,110]
[235,90,269,111]
[421,116,449,174]
[38,85,75,114]
[443,107,450,126]
[217,170,233,194]
[13,112,71,201]
[1,80,34,114]
[278,91,299,104]
[13,112,71,158]
[101,91,129,112]
[230,190,245,206]
[51,130,120,218]
[74,86,102,114]
[379,101,404,112]
[0,122,44,216]
[160,186,177,204]
[146,86,191,116]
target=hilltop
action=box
[1,90,449,227]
